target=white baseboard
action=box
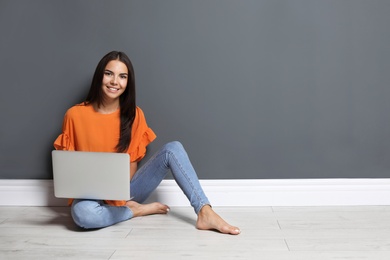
[1,179,390,207]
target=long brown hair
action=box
[85,51,136,153]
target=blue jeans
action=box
[71,141,210,229]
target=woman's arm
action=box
[130,162,138,180]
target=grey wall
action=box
[1,0,390,179]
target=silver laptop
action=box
[52,150,130,200]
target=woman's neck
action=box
[93,101,119,114]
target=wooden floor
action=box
[1,206,390,259]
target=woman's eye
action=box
[120,75,127,79]
[104,72,112,76]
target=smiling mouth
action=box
[107,86,119,92]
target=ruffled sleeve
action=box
[53,133,75,151]
[127,107,156,162]
[53,110,75,151]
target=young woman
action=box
[54,51,240,235]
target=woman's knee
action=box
[71,200,101,229]
[163,141,184,153]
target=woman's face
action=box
[101,60,128,102]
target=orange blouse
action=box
[53,103,156,206]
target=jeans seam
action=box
[167,149,205,213]
[130,152,167,203]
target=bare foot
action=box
[196,205,240,235]
[126,200,170,217]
